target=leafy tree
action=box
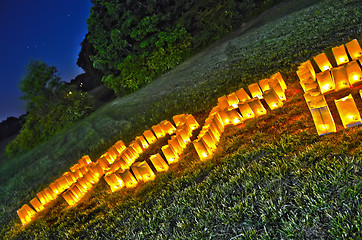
[86,0,283,95]
[6,60,94,157]
[18,59,64,113]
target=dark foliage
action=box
[87,0,282,94]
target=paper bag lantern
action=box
[235,88,251,103]
[49,182,63,195]
[345,39,362,60]
[118,169,138,188]
[217,96,230,110]
[168,137,183,155]
[108,159,125,173]
[160,120,176,135]
[79,155,92,168]
[331,66,350,91]
[131,161,155,182]
[37,188,56,205]
[270,72,287,90]
[136,136,149,150]
[173,114,186,127]
[263,89,283,110]
[62,190,78,206]
[77,177,93,191]
[152,124,166,139]
[70,163,80,172]
[185,114,200,130]
[130,140,143,155]
[107,147,120,161]
[208,122,222,140]
[345,60,362,86]
[193,140,212,161]
[316,71,335,94]
[299,60,316,79]
[161,145,179,164]
[239,102,255,120]
[310,106,336,135]
[304,91,324,107]
[97,157,111,171]
[314,53,333,72]
[302,81,319,93]
[298,70,314,83]
[219,111,232,126]
[200,132,217,151]
[30,197,45,212]
[56,176,71,192]
[69,185,85,200]
[227,92,240,109]
[114,140,126,153]
[259,79,270,92]
[175,134,187,149]
[334,94,362,128]
[227,109,243,125]
[143,130,157,145]
[18,204,36,225]
[248,98,266,117]
[176,128,191,145]
[211,113,225,133]
[248,83,263,99]
[104,172,125,192]
[150,153,169,172]
[332,45,349,66]
[269,81,286,101]
[100,153,115,164]
[83,171,98,184]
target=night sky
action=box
[0,1,93,121]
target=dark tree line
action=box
[86,0,282,95]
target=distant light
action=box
[353,75,359,81]
[339,57,345,63]
[233,118,240,124]
[202,152,208,158]
[232,103,238,108]
[323,65,330,71]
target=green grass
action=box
[1,0,362,238]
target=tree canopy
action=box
[18,59,64,112]
[86,0,282,95]
[6,60,94,156]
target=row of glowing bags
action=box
[300,60,362,94]
[107,115,199,175]
[18,115,198,225]
[68,115,199,202]
[194,92,285,161]
[306,93,362,136]
[298,39,362,77]
[104,118,199,192]
[63,115,199,204]
[18,139,127,225]
[217,72,287,112]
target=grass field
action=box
[1,0,361,238]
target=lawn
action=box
[1,0,361,238]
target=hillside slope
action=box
[1,0,361,238]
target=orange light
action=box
[17,204,36,225]
[118,169,138,188]
[150,153,169,172]
[161,145,179,164]
[131,161,155,182]
[30,197,44,212]
[334,94,362,128]
[314,53,333,72]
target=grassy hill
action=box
[1,0,361,238]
